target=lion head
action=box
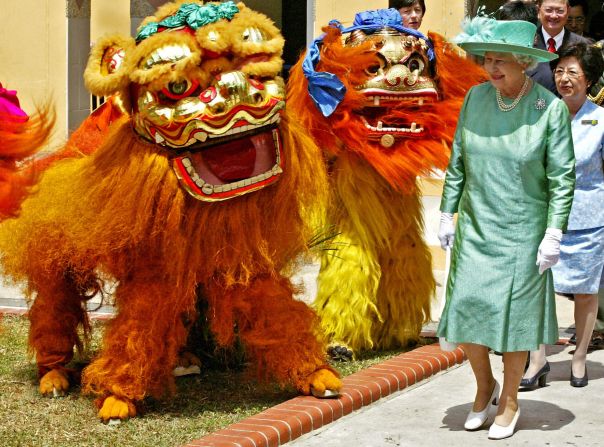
[85,1,288,202]
[287,9,487,191]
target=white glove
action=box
[438,212,455,250]
[536,228,563,275]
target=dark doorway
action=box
[282,1,308,79]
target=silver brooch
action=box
[535,98,546,110]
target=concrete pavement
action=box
[288,289,600,447]
[289,343,604,446]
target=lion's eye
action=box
[168,81,189,95]
[160,79,199,100]
[407,56,424,73]
[241,27,267,43]
[365,55,386,77]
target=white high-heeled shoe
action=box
[464,381,500,431]
[488,408,520,440]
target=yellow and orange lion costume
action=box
[0,1,340,421]
[287,10,487,354]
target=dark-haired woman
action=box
[522,42,604,389]
[389,0,425,29]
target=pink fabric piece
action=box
[0,82,28,120]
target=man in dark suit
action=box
[530,0,589,93]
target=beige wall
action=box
[312,0,465,37]
[0,0,68,149]
[91,0,130,41]
[422,0,466,38]
[313,0,388,34]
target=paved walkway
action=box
[290,343,604,446]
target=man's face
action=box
[538,0,569,37]
[566,5,586,35]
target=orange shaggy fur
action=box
[32,97,124,173]
[0,110,331,403]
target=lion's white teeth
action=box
[155,133,165,144]
[373,96,380,106]
[194,132,207,142]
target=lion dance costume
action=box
[0,1,340,421]
[287,9,487,354]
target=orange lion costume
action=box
[287,9,487,355]
[0,1,340,421]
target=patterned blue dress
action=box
[552,100,604,294]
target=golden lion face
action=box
[131,34,286,202]
[85,1,287,202]
[345,28,438,148]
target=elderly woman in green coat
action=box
[436,19,575,440]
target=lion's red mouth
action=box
[202,136,257,182]
[173,126,283,202]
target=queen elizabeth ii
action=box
[437,18,575,440]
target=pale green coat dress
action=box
[437,81,575,352]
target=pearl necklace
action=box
[496,76,530,112]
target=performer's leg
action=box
[206,275,341,394]
[82,278,196,420]
[314,230,381,353]
[28,271,92,396]
[372,190,434,349]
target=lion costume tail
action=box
[0,106,54,219]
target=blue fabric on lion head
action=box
[302,8,434,117]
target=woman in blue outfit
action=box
[437,19,575,440]
[522,43,604,389]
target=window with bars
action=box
[91,95,106,112]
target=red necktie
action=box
[547,38,556,53]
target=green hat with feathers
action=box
[454,17,558,63]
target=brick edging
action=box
[0,306,27,316]
[0,307,113,320]
[183,343,466,447]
